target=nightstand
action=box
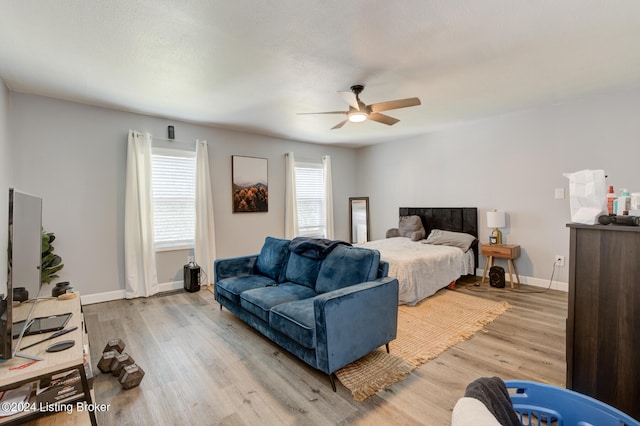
[481,244,521,288]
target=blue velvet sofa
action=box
[214,236,399,390]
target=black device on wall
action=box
[183,261,201,293]
[489,266,506,288]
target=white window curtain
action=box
[195,140,216,285]
[322,155,334,239]
[124,130,159,298]
[284,152,298,239]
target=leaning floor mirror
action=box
[349,197,370,244]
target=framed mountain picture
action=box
[232,155,268,213]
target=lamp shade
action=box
[487,211,506,228]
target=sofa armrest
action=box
[214,254,258,283]
[313,277,399,374]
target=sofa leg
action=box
[385,343,390,353]
[329,373,337,392]
[219,303,222,311]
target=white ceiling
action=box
[2,1,640,148]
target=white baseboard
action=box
[159,280,184,292]
[81,281,184,305]
[80,290,126,305]
[474,269,567,292]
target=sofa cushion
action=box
[240,283,317,322]
[254,236,290,281]
[216,275,276,304]
[270,298,316,349]
[315,245,380,294]
[283,253,321,288]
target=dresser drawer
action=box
[481,244,520,258]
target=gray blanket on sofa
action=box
[289,237,351,260]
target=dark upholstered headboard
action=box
[398,207,479,271]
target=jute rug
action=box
[335,289,510,401]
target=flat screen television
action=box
[1,188,43,361]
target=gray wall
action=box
[0,78,12,299]
[7,93,357,299]
[6,86,640,298]
[357,87,640,286]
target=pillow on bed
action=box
[398,215,426,241]
[385,215,426,241]
[424,229,477,252]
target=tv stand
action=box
[0,295,96,425]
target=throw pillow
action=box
[255,237,290,281]
[424,229,477,252]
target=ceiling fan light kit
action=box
[348,112,367,123]
[299,84,421,129]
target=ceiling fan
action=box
[298,84,421,129]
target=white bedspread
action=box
[361,237,474,306]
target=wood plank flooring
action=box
[27,278,567,425]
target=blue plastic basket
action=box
[505,381,639,426]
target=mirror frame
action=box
[349,197,370,244]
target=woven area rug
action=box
[335,289,510,401]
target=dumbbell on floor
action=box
[96,338,145,389]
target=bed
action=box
[361,207,478,305]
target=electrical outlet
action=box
[555,255,565,267]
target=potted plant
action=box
[41,230,64,285]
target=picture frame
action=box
[232,155,268,213]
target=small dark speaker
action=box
[183,262,201,292]
[489,266,506,288]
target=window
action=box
[151,148,196,250]
[294,162,326,237]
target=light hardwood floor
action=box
[28,278,567,426]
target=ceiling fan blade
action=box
[369,97,421,113]
[338,90,359,110]
[297,111,347,115]
[331,119,349,130]
[368,112,400,126]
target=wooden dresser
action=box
[567,223,640,420]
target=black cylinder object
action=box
[184,262,201,292]
[614,215,640,226]
[168,126,175,140]
[598,214,640,226]
[52,281,73,297]
[489,266,506,288]
[13,287,29,302]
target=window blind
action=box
[295,163,326,238]
[151,148,196,250]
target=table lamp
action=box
[487,210,506,245]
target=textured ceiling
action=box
[2,0,640,147]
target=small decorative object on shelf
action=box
[110,352,135,376]
[51,281,73,297]
[13,287,29,302]
[103,338,126,354]
[97,350,118,373]
[118,364,145,389]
